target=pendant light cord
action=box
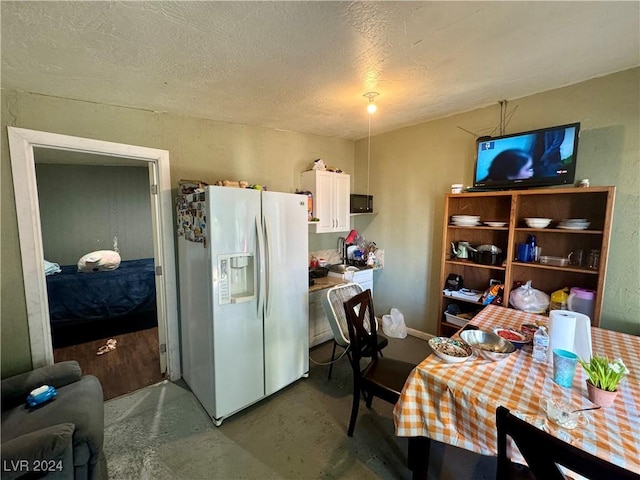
[367,113,371,196]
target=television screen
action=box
[473,123,580,190]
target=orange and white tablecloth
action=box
[393,305,640,474]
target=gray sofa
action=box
[1,361,104,480]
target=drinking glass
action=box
[587,250,600,270]
[553,349,579,388]
[568,249,584,267]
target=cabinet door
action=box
[301,170,350,233]
[314,172,334,233]
[309,290,333,347]
[334,173,351,232]
[352,270,374,295]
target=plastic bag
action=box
[382,308,408,339]
[509,280,550,313]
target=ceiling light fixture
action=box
[363,91,379,114]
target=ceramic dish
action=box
[557,224,590,230]
[539,397,589,430]
[558,219,591,230]
[492,328,531,349]
[484,221,507,227]
[561,218,588,223]
[525,217,552,228]
[429,337,473,363]
[452,222,481,226]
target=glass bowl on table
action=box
[539,396,590,430]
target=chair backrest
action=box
[496,406,639,480]
[343,289,379,366]
[321,283,364,348]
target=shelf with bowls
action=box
[438,187,615,336]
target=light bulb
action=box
[363,91,379,115]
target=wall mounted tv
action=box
[473,122,580,190]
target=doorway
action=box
[7,127,180,389]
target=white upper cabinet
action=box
[301,170,350,233]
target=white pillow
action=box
[77,250,121,272]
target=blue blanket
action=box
[46,258,156,325]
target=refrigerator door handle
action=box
[264,215,272,317]
[256,215,265,317]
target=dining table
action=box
[393,305,640,479]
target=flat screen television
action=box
[473,122,580,190]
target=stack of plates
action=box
[451,215,480,226]
[558,218,591,230]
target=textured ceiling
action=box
[2,2,639,140]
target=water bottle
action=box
[527,234,537,262]
[532,325,549,363]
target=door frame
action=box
[7,127,181,381]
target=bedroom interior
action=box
[35,157,164,399]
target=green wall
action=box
[2,67,638,377]
[354,67,640,335]
[0,91,354,377]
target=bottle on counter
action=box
[532,325,549,363]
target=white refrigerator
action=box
[176,186,309,426]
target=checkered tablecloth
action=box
[393,305,640,474]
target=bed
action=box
[46,258,157,327]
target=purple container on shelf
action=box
[567,287,596,320]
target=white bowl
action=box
[429,337,473,363]
[484,221,507,227]
[525,217,552,228]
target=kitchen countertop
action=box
[308,275,346,293]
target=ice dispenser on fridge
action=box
[218,253,255,304]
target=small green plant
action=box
[579,355,629,392]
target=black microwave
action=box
[350,194,373,213]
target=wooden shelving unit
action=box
[438,186,615,336]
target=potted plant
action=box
[579,355,629,407]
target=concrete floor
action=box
[102,335,498,479]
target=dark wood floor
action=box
[53,325,165,400]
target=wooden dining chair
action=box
[496,406,640,480]
[343,289,416,437]
[321,282,388,379]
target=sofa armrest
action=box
[1,361,82,410]
[1,422,75,480]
